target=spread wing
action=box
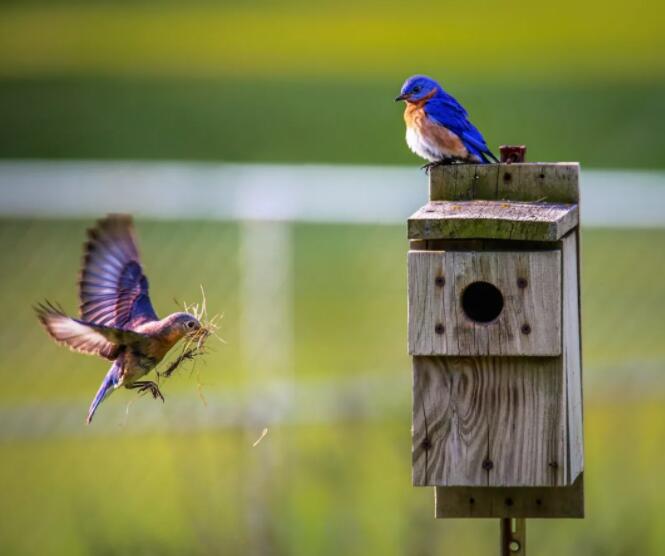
[79,215,158,328]
[425,93,497,162]
[35,302,148,360]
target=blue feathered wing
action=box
[424,92,497,163]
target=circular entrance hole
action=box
[461,281,504,323]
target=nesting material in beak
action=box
[160,286,222,380]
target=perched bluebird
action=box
[35,215,202,424]
[395,75,497,167]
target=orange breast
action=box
[147,332,182,362]
[420,116,469,158]
[404,102,468,159]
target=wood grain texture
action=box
[408,250,562,356]
[429,163,580,204]
[562,231,584,483]
[408,200,578,242]
[434,475,584,518]
[413,356,567,487]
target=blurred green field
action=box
[2,77,665,169]
[1,1,663,80]
[1,0,665,168]
[1,219,665,555]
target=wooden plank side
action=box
[429,164,499,201]
[413,357,568,487]
[562,231,584,483]
[408,251,447,355]
[434,475,584,518]
[408,250,562,356]
[488,358,566,487]
[408,200,578,242]
[429,163,579,203]
[412,357,489,486]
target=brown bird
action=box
[36,215,202,423]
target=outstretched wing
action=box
[36,302,122,360]
[425,93,497,162]
[36,302,152,360]
[79,215,158,328]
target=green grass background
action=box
[0,0,664,168]
[1,1,665,554]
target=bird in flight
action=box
[36,215,202,424]
[395,75,497,168]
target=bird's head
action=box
[395,75,441,104]
[166,311,202,337]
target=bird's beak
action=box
[395,93,409,102]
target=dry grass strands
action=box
[158,287,223,381]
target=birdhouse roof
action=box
[408,162,580,241]
[408,199,578,242]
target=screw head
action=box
[435,276,445,287]
[482,459,494,471]
[509,540,521,552]
[434,323,445,335]
[521,324,531,335]
[517,277,528,289]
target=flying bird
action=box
[35,215,202,424]
[395,75,497,167]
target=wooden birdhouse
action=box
[407,158,584,522]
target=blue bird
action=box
[395,75,497,167]
[35,215,203,424]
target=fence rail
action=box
[1,160,664,226]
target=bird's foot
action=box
[421,158,457,173]
[127,380,165,402]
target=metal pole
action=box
[501,518,526,555]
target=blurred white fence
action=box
[0,160,664,226]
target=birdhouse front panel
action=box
[412,355,567,487]
[408,250,561,356]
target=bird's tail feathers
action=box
[483,150,499,163]
[86,361,121,424]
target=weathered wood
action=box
[422,238,557,253]
[408,200,578,242]
[562,231,584,483]
[413,356,567,487]
[429,163,580,204]
[408,250,562,356]
[434,475,584,518]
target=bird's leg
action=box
[126,380,165,402]
[421,157,456,173]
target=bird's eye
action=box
[413,86,421,93]
[186,321,196,329]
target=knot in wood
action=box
[517,277,528,289]
[521,323,532,335]
[434,323,445,335]
[482,459,494,471]
[434,276,445,287]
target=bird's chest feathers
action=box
[147,331,182,362]
[403,103,468,161]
